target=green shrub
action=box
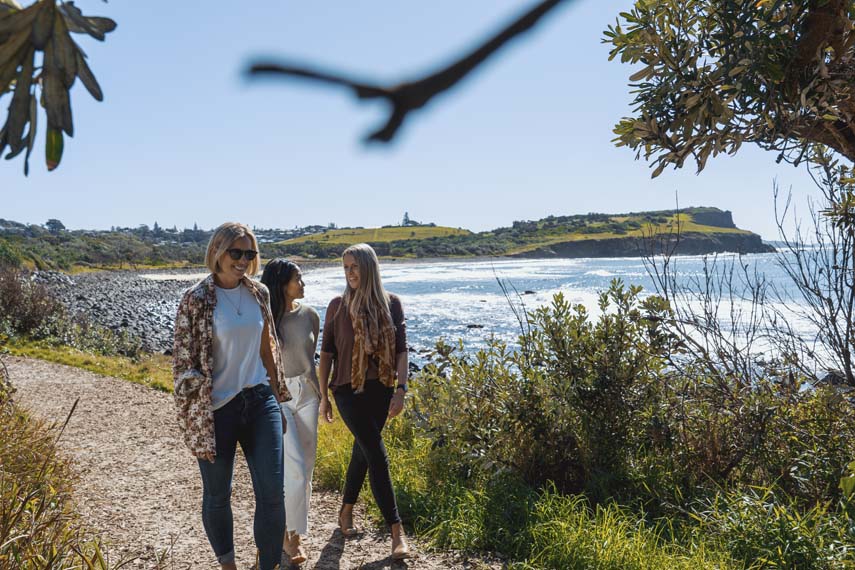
[417,280,674,499]
[0,359,119,568]
[0,269,63,336]
[0,268,142,358]
[691,487,855,569]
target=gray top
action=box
[277,302,320,384]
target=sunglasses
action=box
[226,248,258,261]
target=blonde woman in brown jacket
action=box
[173,222,290,570]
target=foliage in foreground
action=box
[0,366,115,568]
[314,280,855,569]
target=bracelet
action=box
[396,384,408,393]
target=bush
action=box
[0,358,117,568]
[417,280,674,499]
[691,487,855,569]
[0,269,63,336]
[0,268,142,358]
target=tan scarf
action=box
[350,306,397,393]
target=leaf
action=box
[58,2,116,41]
[629,64,654,82]
[45,127,62,171]
[0,36,29,94]
[30,0,55,50]
[74,50,102,101]
[4,45,34,157]
[50,13,77,88]
[42,65,73,136]
[0,0,37,35]
[22,88,35,175]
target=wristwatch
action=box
[396,384,408,393]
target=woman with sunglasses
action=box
[173,222,290,570]
[318,243,411,560]
[260,259,320,565]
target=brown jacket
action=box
[172,274,291,456]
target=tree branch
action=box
[247,0,571,143]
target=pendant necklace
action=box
[220,285,243,316]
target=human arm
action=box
[388,351,408,418]
[318,351,335,423]
[260,318,288,434]
[388,295,408,419]
[318,300,338,423]
[172,288,216,462]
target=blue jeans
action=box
[197,383,285,570]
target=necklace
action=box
[219,285,243,316]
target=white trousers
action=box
[280,374,320,535]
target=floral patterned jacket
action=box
[172,274,291,457]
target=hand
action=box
[388,389,405,419]
[320,397,334,424]
[196,450,215,463]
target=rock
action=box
[467,324,484,329]
[523,290,535,295]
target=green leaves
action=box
[839,460,855,500]
[0,0,115,175]
[605,1,853,176]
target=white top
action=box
[211,283,269,410]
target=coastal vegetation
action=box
[0,359,117,568]
[5,254,855,568]
[275,207,768,259]
[0,207,769,271]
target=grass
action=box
[312,395,739,569]
[279,226,471,246]
[505,213,752,255]
[0,374,118,568]
[4,339,173,392]
[68,261,203,274]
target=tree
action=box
[0,0,116,174]
[605,0,855,177]
[403,212,411,226]
[44,218,64,233]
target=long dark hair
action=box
[260,258,300,341]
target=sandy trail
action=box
[6,357,496,570]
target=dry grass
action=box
[4,340,173,392]
[279,226,471,246]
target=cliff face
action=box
[511,232,775,259]
[690,209,736,229]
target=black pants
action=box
[334,379,401,526]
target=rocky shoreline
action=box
[34,268,201,354]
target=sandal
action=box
[338,505,358,537]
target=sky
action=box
[2,0,821,240]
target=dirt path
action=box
[6,357,498,570]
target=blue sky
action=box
[3,0,818,239]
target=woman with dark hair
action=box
[261,259,320,565]
[172,222,290,570]
[318,243,411,560]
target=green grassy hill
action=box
[270,208,771,259]
[0,208,771,270]
[281,225,471,245]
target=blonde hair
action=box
[340,243,391,327]
[205,222,260,276]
